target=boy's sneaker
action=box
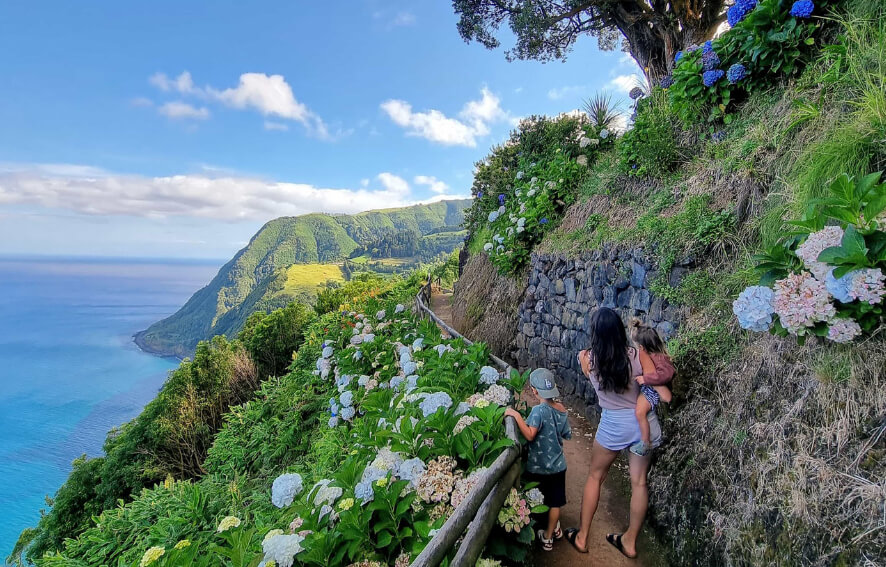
[553,521,563,540]
[536,529,554,551]
[629,441,650,456]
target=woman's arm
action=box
[577,349,592,378]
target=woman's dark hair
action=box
[630,318,668,354]
[589,307,632,393]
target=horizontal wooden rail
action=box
[410,275,523,567]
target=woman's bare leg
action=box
[574,440,618,551]
[621,450,652,557]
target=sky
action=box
[0,0,642,260]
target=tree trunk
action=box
[621,20,678,86]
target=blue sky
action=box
[0,0,641,260]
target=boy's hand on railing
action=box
[504,407,520,420]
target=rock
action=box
[554,279,566,294]
[565,278,576,301]
[617,287,634,308]
[522,322,535,337]
[528,337,545,358]
[631,261,647,288]
[614,276,630,291]
[656,321,676,340]
[602,286,616,308]
[649,297,665,321]
[669,266,688,287]
[631,289,651,312]
[550,326,561,345]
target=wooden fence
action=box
[411,276,522,567]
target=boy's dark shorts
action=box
[525,469,567,508]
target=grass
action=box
[278,263,345,296]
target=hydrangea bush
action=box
[734,172,886,343]
[38,273,540,567]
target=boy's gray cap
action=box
[529,368,560,399]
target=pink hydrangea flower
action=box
[772,272,836,334]
[827,318,862,343]
[848,268,885,305]
[795,226,843,280]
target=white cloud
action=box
[0,163,470,221]
[608,74,645,94]
[380,87,512,147]
[414,175,449,194]
[360,178,370,188]
[158,101,210,120]
[130,97,154,107]
[148,71,332,138]
[263,121,289,131]
[376,172,410,196]
[547,85,588,101]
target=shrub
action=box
[618,89,689,176]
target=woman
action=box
[564,307,671,558]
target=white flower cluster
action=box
[259,533,305,567]
[312,479,343,507]
[795,226,843,280]
[417,392,453,417]
[479,365,500,385]
[271,473,304,508]
[453,415,478,435]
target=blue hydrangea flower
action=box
[406,374,419,392]
[539,217,549,224]
[727,63,748,83]
[686,44,701,53]
[328,416,339,428]
[629,86,644,100]
[660,75,675,89]
[322,346,334,359]
[412,338,424,351]
[340,406,356,421]
[825,268,854,303]
[498,194,505,205]
[418,392,453,416]
[390,375,405,390]
[711,130,727,143]
[340,390,354,408]
[702,40,714,54]
[477,192,483,198]
[398,457,426,487]
[702,51,721,72]
[732,285,775,332]
[727,0,758,26]
[479,365,500,385]
[401,360,417,375]
[355,480,374,504]
[454,401,471,415]
[675,51,684,63]
[703,69,725,87]
[600,129,610,139]
[790,0,814,18]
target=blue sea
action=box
[0,257,220,562]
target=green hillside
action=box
[135,199,470,357]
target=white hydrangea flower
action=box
[479,366,500,385]
[271,473,304,508]
[527,488,544,507]
[395,304,405,313]
[259,533,305,567]
[412,338,424,351]
[312,480,343,507]
[376,309,387,321]
[363,333,375,343]
[483,242,493,252]
[827,318,863,343]
[517,217,526,227]
[322,346,334,359]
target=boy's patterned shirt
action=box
[525,403,572,474]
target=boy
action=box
[504,368,572,551]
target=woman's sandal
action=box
[606,533,638,559]
[563,528,589,553]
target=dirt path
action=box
[428,290,668,567]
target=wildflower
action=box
[376,309,386,321]
[772,272,836,335]
[790,0,814,18]
[217,516,242,532]
[629,86,644,100]
[271,473,304,508]
[539,217,549,224]
[579,136,591,148]
[395,303,405,313]
[140,547,165,567]
[827,318,862,343]
[264,529,285,543]
[496,245,505,253]
[727,63,747,83]
[517,217,526,227]
[702,51,720,72]
[703,69,725,87]
[453,415,479,435]
[497,488,531,533]
[733,285,775,332]
[339,498,355,511]
[660,75,675,89]
[174,540,191,550]
[499,194,506,205]
[796,226,844,280]
[260,533,305,567]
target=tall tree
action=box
[452,0,727,84]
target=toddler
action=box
[504,368,572,551]
[630,320,675,456]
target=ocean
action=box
[0,257,219,562]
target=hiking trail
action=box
[428,288,668,566]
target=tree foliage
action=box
[452,0,727,83]
[240,302,315,378]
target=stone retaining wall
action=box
[514,247,688,413]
